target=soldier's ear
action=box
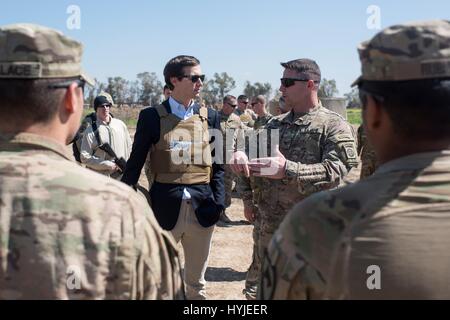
[64,82,83,115]
[364,95,382,132]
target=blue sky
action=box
[1,0,449,97]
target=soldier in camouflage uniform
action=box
[251,95,273,129]
[0,23,183,300]
[231,58,358,297]
[260,20,450,300]
[235,95,256,128]
[239,94,293,299]
[218,95,243,224]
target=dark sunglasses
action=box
[280,78,314,88]
[179,74,206,83]
[240,100,249,105]
[227,103,238,108]
[48,78,86,92]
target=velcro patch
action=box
[0,62,42,78]
[344,144,357,159]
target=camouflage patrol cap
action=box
[0,23,94,85]
[353,20,450,86]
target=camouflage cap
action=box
[353,20,450,86]
[0,23,94,85]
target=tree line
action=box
[85,72,360,108]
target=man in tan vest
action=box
[260,19,450,300]
[122,55,225,300]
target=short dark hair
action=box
[223,95,236,105]
[163,55,200,90]
[280,58,321,83]
[163,84,171,92]
[0,78,71,126]
[238,95,248,101]
[359,78,450,140]
[254,95,266,105]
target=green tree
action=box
[318,78,339,98]
[84,79,106,107]
[200,77,220,107]
[243,81,272,101]
[200,72,235,107]
[211,72,236,100]
[107,77,129,106]
[344,87,361,109]
[127,80,140,105]
[137,72,163,106]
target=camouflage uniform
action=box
[237,112,273,298]
[258,106,357,262]
[0,23,183,300]
[357,125,378,179]
[0,133,183,300]
[253,113,273,130]
[260,20,450,300]
[234,108,256,128]
[219,110,243,209]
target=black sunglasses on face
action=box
[48,78,86,92]
[179,74,206,83]
[227,103,238,108]
[280,78,314,88]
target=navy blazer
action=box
[121,100,225,230]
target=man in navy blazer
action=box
[122,55,224,300]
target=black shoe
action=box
[219,211,233,224]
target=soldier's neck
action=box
[10,122,70,146]
[379,138,450,165]
[292,96,319,114]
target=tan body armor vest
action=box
[151,104,212,184]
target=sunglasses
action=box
[251,102,258,107]
[179,74,206,83]
[280,78,315,88]
[240,101,249,105]
[227,103,238,108]
[48,78,86,92]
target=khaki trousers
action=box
[170,199,215,300]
